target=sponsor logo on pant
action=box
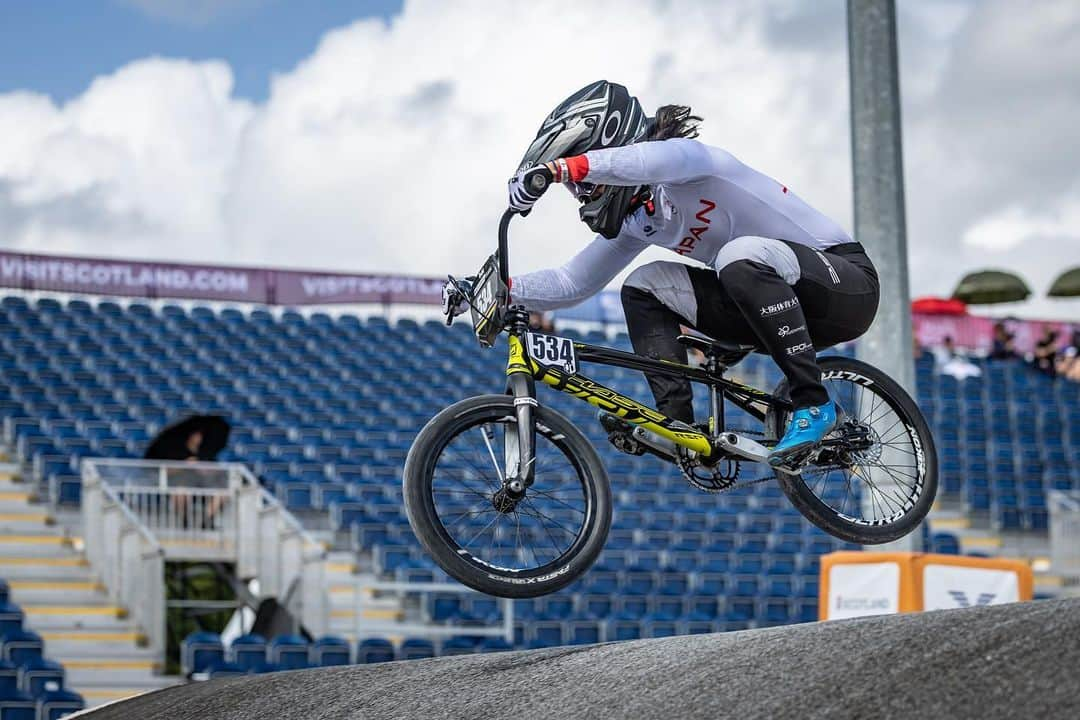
[760,297,800,317]
[786,342,814,355]
[777,324,807,338]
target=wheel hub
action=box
[491,481,524,514]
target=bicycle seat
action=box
[677,331,757,365]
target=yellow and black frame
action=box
[458,209,794,489]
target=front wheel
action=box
[403,395,612,598]
[769,356,938,545]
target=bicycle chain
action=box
[677,427,779,495]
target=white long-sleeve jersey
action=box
[511,138,852,311]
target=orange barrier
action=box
[819,551,1034,621]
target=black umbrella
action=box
[1048,267,1080,298]
[144,414,231,461]
[952,270,1032,305]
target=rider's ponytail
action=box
[648,105,703,141]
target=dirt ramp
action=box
[79,597,1080,720]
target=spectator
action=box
[988,322,1017,360]
[932,335,982,381]
[528,311,556,333]
[1031,327,1058,377]
[1056,328,1080,382]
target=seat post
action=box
[704,353,725,439]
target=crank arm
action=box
[715,432,771,464]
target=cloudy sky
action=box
[0,0,1077,318]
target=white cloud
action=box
[1,0,1077,318]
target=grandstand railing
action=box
[81,466,166,666]
[81,458,329,666]
[1049,490,1080,577]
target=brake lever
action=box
[444,274,481,326]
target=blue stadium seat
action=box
[181,631,224,675]
[312,636,351,666]
[229,634,267,672]
[36,687,84,720]
[441,636,477,656]
[16,658,63,699]
[0,630,42,667]
[356,638,395,664]
[399,638,435,661]
[269,635,310,670]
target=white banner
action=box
[827,562,901,620]
[922,564,1020,610]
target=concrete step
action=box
[8,579,106,605]
[0,489,38,511]
[49,637,158,661]
[0,533,75,557]
[0,511,53,532]
[0,556,92,580]
[19,604,132,631]
[62,660,166,687]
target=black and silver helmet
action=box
[517,81,648,239]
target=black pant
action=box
[621,241,880,423]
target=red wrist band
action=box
[565,155,590,182]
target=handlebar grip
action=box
[528,172,549,195]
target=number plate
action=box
[526,332,577,375]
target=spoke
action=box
[444,508,490,530]
[479,424,505,485]
[862,460,920,492]
[513,509,523,565]
[431,478,490,503]
[852,465,909,517]
[488,512,502,559]
[520,499,564,558]
[461,513,500,549]
[528,488,586,512]
[521,496,579,537]
[441,445,500,493]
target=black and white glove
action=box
[507,164,553,214]
[442,276,474,325]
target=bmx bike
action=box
[404,179,937,599]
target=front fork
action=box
[504,323,537,492]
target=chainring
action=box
[676,428,776,494]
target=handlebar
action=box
[527,171,549,195]
[497,208,518,289]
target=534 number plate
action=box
[526,332,577,375]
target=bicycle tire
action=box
[769,356,938,544]
[403,395,612,598]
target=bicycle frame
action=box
[483,210,793,488]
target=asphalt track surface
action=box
[80,597,1080,720]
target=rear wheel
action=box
[403,395,611,598]
[769,356,938,544]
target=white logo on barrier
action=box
[923,565,1019,610]
[827,562,900,620]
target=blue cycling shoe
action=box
[768,402,838,469]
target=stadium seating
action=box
[0,585,84,718]
[915,351,1079,529]
[2,295,1074,661]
